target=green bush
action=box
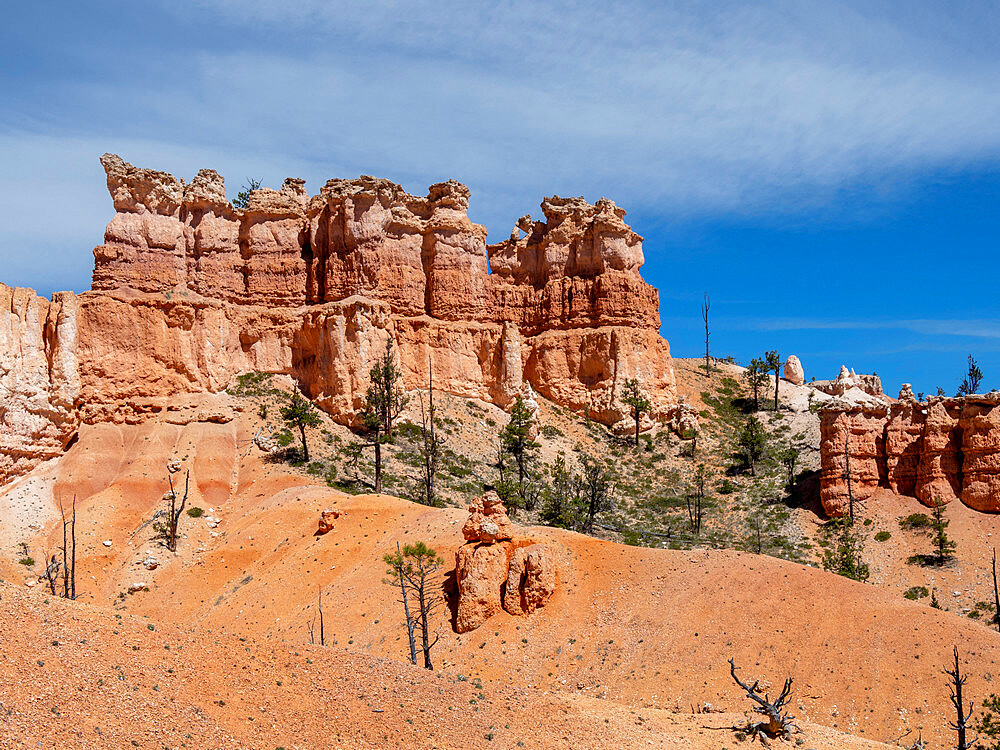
[186,507,204,518]
[718,479,737,495]
[899,513,931,530]
[904,585,929,600]
[18,557,34,566]
[874,530,891,542]
[226,371,275,397]
[541,425,564,439]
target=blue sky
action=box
[2,1,998,396]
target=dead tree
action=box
[945,646,977,750]
[41,553,61,595]
[418,361,441,507]
[729,658,797,743]
[57,495,77,599]
[701,292,711,377]
[687,464,707,535]
[993,548,1000,633]
[308,587,326,646]
[164,468,190,552]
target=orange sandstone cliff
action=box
[0,155,677,486]
[820,388,1000,515]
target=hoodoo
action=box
[820,389,1000,515]
[0,155,679,487]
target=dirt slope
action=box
[2,402,1000,746]
[0,583,895,750]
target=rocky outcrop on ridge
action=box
[820,388,1000,515]
[0,155,680,486]
[455,493,558,633]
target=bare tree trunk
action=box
[374,429,382,494]
[59,496,69,599]
[945,646,976,750]
[701,293,711,378]
[418,577,433,670]
[845,434,854,522]
[70,497,76,600]
[318,587,325,646]
[774,363,780,411]
[993,548,1000,633]
[394,543,417,665]
[299,422,309,463]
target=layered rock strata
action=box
[454,493,557,633]
[820,389,1000,515]
[1,155,679,485]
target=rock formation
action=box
[783,355,805,386]
[455,493,557,633]
[316,508,343,535]
[820,389,1000,515]
[0,156,681,486]
[814,366,883,399]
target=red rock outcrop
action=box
[0,285,79,486]
[820,390,1000,515]
[503,544,558,616]
[316,508,344,535]
[462,491,515,543]
[0,155,681,485]
[454,493,558,633]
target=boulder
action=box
[783,355,805,386]
[503,544,557,616]
[462,492,514,543]
[455,542,512,633]
[316,508,343,536]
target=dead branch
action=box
[729,658,797,744]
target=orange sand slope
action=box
[2,413,999,747]
[0,584,892,749]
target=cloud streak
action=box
[729,317,1000,339]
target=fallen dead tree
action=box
[729,658,798,745]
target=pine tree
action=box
[540,454,581,530]
[821,518,870,582]
[743,358,768,412]
[736,415,767,476]
[500,396,540,511]
[930,498,957,565]
[362,337,409,493]
[621,377,651,448]
[578,454,613,533]
[383,542,443,669]
[765,349,780,411]
[958,354,984,396]
[280,389,321,462]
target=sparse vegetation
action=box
[821,517,870,582]
[231,177,262,209]
[281,390,322,463]
[383,541,444,669]
[621,377,651,448]
[957,354,984,396]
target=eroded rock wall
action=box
[0,285,80,485]
[1,155,679,486]
[820,392,1000,514]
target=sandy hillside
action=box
[0,582,898,750]
[2,397,1000,747]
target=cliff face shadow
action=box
[788,469,823,517]
[443,566,459,632]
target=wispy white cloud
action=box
[730,317,1000,339]
[2,0,1000,292]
